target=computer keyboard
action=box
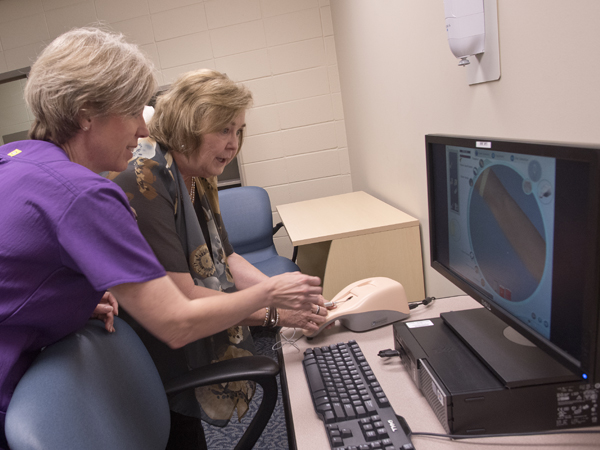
[303,340,415,450]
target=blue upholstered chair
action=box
[218,186,300,276]
[5,317,279,450]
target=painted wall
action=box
[3,0,598,294]
[330,0,600,298]
[0,0,351,258]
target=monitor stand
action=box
[441,308,579,387]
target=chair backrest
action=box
[218,185,300,276]
[5,317,170,450]
[219,186,275,255]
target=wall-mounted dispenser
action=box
[444,0,485,66]
[444,0,500,85]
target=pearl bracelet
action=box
[262,307,271,327]
[264,307,279,328]
[271,308,280,328]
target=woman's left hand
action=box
[278,295,335,331]
[91,291,119,332]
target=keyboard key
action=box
[333,402,346,420]
[378,397,390,407]
[324,410,335,423]
[365,430,377,441]
[316,396,330,405]
[317,403,332,418]
[313,389,327,399]
[317,402,332,412]
[344,403,356,419]
[364,400,377,415]
[341,428,353,438]
[305,363,325,392]
[376,427,389,439]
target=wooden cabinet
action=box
[277,191,425,302]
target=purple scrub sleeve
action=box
[0,140,166,448]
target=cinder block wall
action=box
[0,0,352,257]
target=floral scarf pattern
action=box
[108,137,256,426]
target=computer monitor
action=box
[425,134,600,383]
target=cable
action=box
[378,297,437,358]
[409,296,436,310]
[432,294,466,301]
[411,428,600,440]
[378,349,400,358]
[273,328,303,352]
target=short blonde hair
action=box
[149,69,252,157]
[25,27,157,146]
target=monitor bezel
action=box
[425,134,600,382]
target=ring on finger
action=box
[315,305,321,315]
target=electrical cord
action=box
[376,296,437,359]
[409,296,436,310]
[411,428,600,440]
[378,349,400,358]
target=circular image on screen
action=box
[469,165,547,302]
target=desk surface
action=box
[276,191,418,246]
[279,296,600,449]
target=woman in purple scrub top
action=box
[0,27,323,450]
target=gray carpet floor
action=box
[203,328,289,449]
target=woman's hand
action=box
[91,291,119,332]
[279,306,326,331]
[279,295,336,332]
[265,272,323,310]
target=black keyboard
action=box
[303,340,415,450]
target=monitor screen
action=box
[426,134,600,382]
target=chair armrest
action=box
[272,221,299,263]
[272,222,284,235]
[163,356,280,450]
[163,355,279,395]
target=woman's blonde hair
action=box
[25,27,157,146]
[149,69,252,157]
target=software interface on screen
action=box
[445,145,556,339]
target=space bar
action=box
[304,363,325,393]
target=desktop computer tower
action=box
[393,308,599,435]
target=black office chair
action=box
[218,186,300,276]
[5,317,279,450]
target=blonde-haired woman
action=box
[0,30,322,450]
[109,68,330,448]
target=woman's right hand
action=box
[265,272,323,310]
